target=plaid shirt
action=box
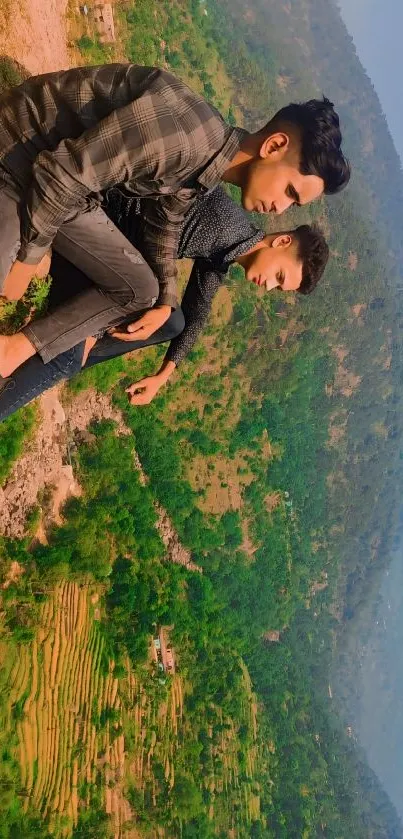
[0,64,245,307]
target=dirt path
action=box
[0,0,71,76]
[0,387,81,538]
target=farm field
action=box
[1,580,140,837]
[0,577,261,837]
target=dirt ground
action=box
[0,0,70,76]
[0,387,81,538]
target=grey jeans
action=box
[0,178,159,362]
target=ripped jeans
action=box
[0,173,159,362]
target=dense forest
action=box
[1,0,403,836]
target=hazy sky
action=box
[337,0,403,163]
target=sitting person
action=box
[0,74,348,379]
[0,186,329,420]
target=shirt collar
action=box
[197,127,248,191]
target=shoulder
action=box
[150,68,218,108]
[150,69,227,138]
[206,186,244,219]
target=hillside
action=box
[1,0,403,836]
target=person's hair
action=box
[292,224,329,295]
[266,97,351,195]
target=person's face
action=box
[241,235,303,292]
[241,132,324,215]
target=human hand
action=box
[109,305,171,342]
[2,260,39,301]
[125,375,163,405]
[125,359,176,406]
[35,251,52,279]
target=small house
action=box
[263,630,281,643]
[93,2,115,43]
[151,627,176,675]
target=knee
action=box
[115,255,160,309]
[116,271,160,310]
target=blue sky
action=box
[337,0,403,162]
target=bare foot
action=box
[0,333,36,377]
[81,336,97,368]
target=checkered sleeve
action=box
[165,258,226,366]
[17,92,198,304]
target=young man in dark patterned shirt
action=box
[0,64,348,378]
[0,186,329,420]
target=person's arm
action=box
[125,358,177,405]
[125,259,226,405]
[137,191,195,309]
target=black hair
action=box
[268,98,351,195]
[293,224,329,294]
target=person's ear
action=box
[259,132,289,160]
[272,233,292,250]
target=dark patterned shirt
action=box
[105,185,265,366]
[0,63,245,307]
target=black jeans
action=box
[0,253,184,422]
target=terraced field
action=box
[2,575,253,836]
[3,581,119,835]
[0,580,185,837]
[0,575,261,836]
[202,663,262,833]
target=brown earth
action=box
[240,517,259,559]
[0,389,113,538]
[327,409,348,449]
[351,305,367,322]
[347,252,358,271]
[0,387,81,538]
[1,559,24,589]
[189,451,253,515]
[0,0,71,76]
[276,74,292,91]
[332,345,362,398]
[278,317,305,347]
[264,491,281,514]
